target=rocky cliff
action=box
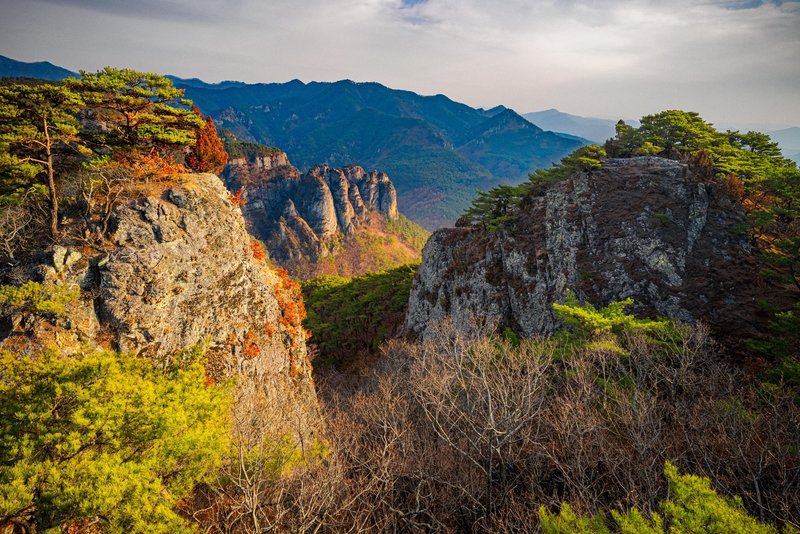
[1,173,320,441]
[405,157,775,350]
[224,146,422,279]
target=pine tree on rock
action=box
[0,83,87,237]
[65,68,203,166]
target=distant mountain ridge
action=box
[767,127,800,164]
[179,80,585,228]
[0,55,78,80]
[523,108,639,144]
[0,55,585,227]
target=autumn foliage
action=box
[273,268,309,377]
[186,106,229,174]
[251,239,266,261]
[229,187,247,207]
[126,147,187,180]
[242,329,260,359]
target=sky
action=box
[1,0,798,129]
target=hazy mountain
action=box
[0,55,78,80]
[165,75,247,90]
[523,108,638,144]
[767,127,800,162]
[178,80,584,228]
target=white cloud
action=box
[1,0,798,126]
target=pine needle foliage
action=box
[539,462,790,534]
[0,349,232,532]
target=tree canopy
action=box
[0,82,87,236]
[0,348,232,532]
[65,67,203,159]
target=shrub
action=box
[552,290,675,355]
[251,239,266,261]
[0,281,79,318]
[229,187,246,207]
[0,349,232,532]
[539,462,781,534]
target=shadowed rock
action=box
[406,157,777,353]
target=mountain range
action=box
[3,55,798,222]
[0,55,585,228]
[0,55,77,80]
[767,127,800,163]
[175,79,585,228]
[523,108,640,144]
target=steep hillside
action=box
[1,172,321,441]
[178,79,584,228]
[222,140,427,278]
[458,109,584,179]
[406,156,780,352]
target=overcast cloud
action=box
[1,0,798,127]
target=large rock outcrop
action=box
[223,147,416,278]
[2,173,320,441]
[405,157,774,350]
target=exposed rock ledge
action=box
[3,173,320,441]
[405,157,772,351]
[224,149,398,265]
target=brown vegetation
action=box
[185,319,800,532]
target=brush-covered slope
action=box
[223,140,428,279]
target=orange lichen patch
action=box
[228,187,247,207]
[251,240,266,262]
[242,329,260,359]
[225,332,237,345]
[264,322,275,338]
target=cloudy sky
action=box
[1,0,798,128]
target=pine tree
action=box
[0,82,87,237]
[65,68,203,164]
[0,348,232,532]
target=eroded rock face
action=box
[405,157,769,350]
[3,173,321,442]
[223,151,400,267]
[342,165,399,220]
